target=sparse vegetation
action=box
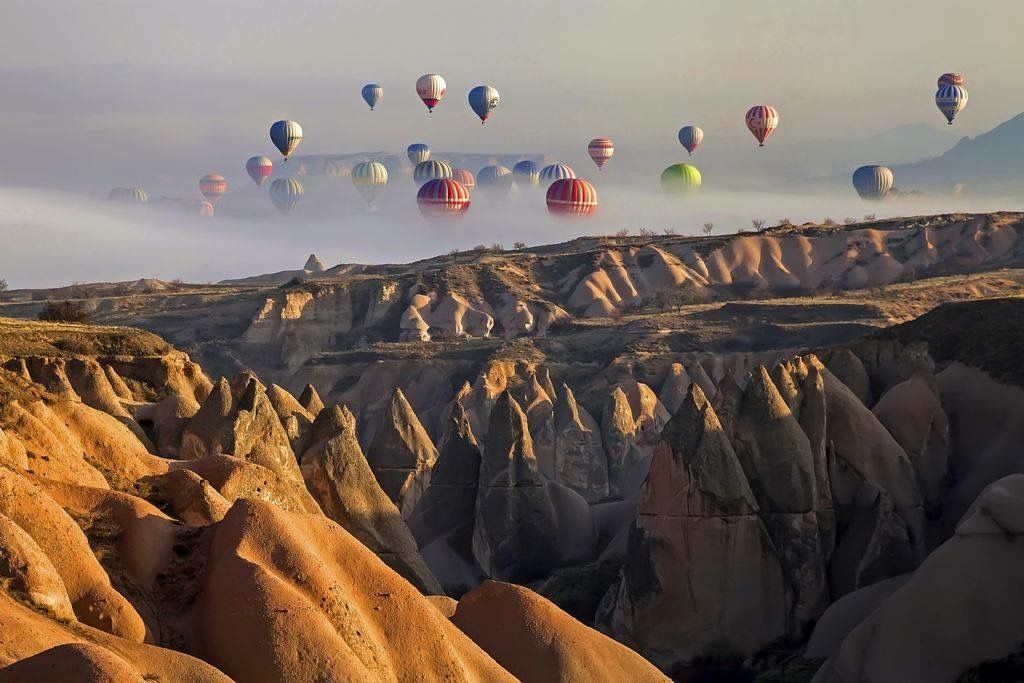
[638,228,656,238]
[447,248,460,256]
[491,242,505,251]
[752,219,766,232]
[777,218,792,227]
[822,217,837,226]
[472,244,487,251]
[513,241,526,250]
[0,279,7,292]
[37,300,93,324]
[864,213,877,221]
[844,217,856,225]
[662,228,677,236]
[702,222,714,237]
[614,229,630,238]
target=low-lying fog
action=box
[1,178,1020,290]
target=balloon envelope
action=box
[246,156,273,187]
[352,161,388,206]
[745,106,779,146]
[539,163,576,184]
[416,74,447,112]
[407,143,431,166]
[660,164,702,194]
[935,85,968,124]
[414,159,452,185]
[513,160,540,188]
[546,178,597,218]
[417,178,470,218]
[937,73,965,88]
[361,84,383,110]
[452,168,476,191]
[678,125,704,155]
[199,174,227,204]
[852,165,893,200]
[269,178,304,214]
[477,165,513,194]
[468,85,500,123]
[587,138,614,170]
[270,120,303,159]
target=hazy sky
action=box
[0,0,1020,194]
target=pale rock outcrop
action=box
[177,454,320,515]
[453,581,669,683]
[103,364,134,401]
[242,285,354,369]
[133,394,196,457]
[298,383,325,417]
[150,468,232,526]
[473,392,559,583]
[300,404,441,594]
[657,363,691,415]
[601,388,643,499]
[0,512,76,621]
[824,349,872,406]
[406,402,483,594]
[266,383,315,456]
[814,475,1024,683]
[604,384,790,670]
[198,499,514,682]
[552,384,609,503]
[365,388,437,514]
[0,401,109,488]
[304,253,326,272]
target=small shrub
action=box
[822,217,837,226]
[777,218,792,227]
[513,241,526,250]
[844,217,856,225]
[447,248,459,256]
[752,218,766,232]
[37,300,92,324]
[0,278,7,292]
[638,228,657,238]
[491,242,504,251]
[702,222,714,236]
[472,244,486,251]
[614,228,630,238]
[662,228,677,236]
[863,213,877,221]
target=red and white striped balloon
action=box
[245,156,273,187]
[587,138,614,171]
[452,168,476,192]
[416,74,447,113]
[417,178,470,218]
[546,178,598,218]
[745,105,780,147]
[199,173,227,204]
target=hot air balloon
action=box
[269,178,304,214]
[108,187,148,204]
[417,178,470,218]
[745,106,779,147]
[587,138,614,171]
[513,160,540,188]
[452,168,476,193]
[935,85,968,125]
[270,120,303,159]
[416,74,447,113]
[938,73,966,88]
[352,161,389,207]
[414,159,452,185]
[246,156,273,187]
[660,164,702,194]
[852,165,894,200]
[199,174,227,205]
[539,163,576,184]
[362,83,383,110]
[678,126,704,155]
[468,85,500,123]
[199,201,215,217]
[477,165,513,195]
[407,143,431,166]
[546,178,597,218]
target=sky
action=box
[0,0,1022,287]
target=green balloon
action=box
[661,164,702,194]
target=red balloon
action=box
[546,178,597,218]
[417,178,470,218]
[745,105,779,147]
[451,168,476,192]
[199,173,227,204]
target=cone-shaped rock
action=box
[366,388,437,513]
[298,383,325,417]
[658,363,691,416]
[552,383,610,503]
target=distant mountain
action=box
[892,113,1024,196]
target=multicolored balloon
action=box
[417,178,470,218]
[270,120,303,159]
[246,156,273,187]
[361,84,383,110]
[416,74,447,113]
[852,165,894,200]
[937,73,965,88]
[477,165,513,195]
[587,138,614,171]
[413,159,453,185]
[546,178,597,218]
[352,161,388,207]
[407,143,431,166]
[108,187,148,204]
[199,174,227,205]
[468,85,500,124]
[269,178,304,215]
[678,125,704,156]
[745,106,779,147]
[935,85,968,125]
[539,163,576,184]
[660,164,702,194]
[452,168,476,193]
[513,160,540,188]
